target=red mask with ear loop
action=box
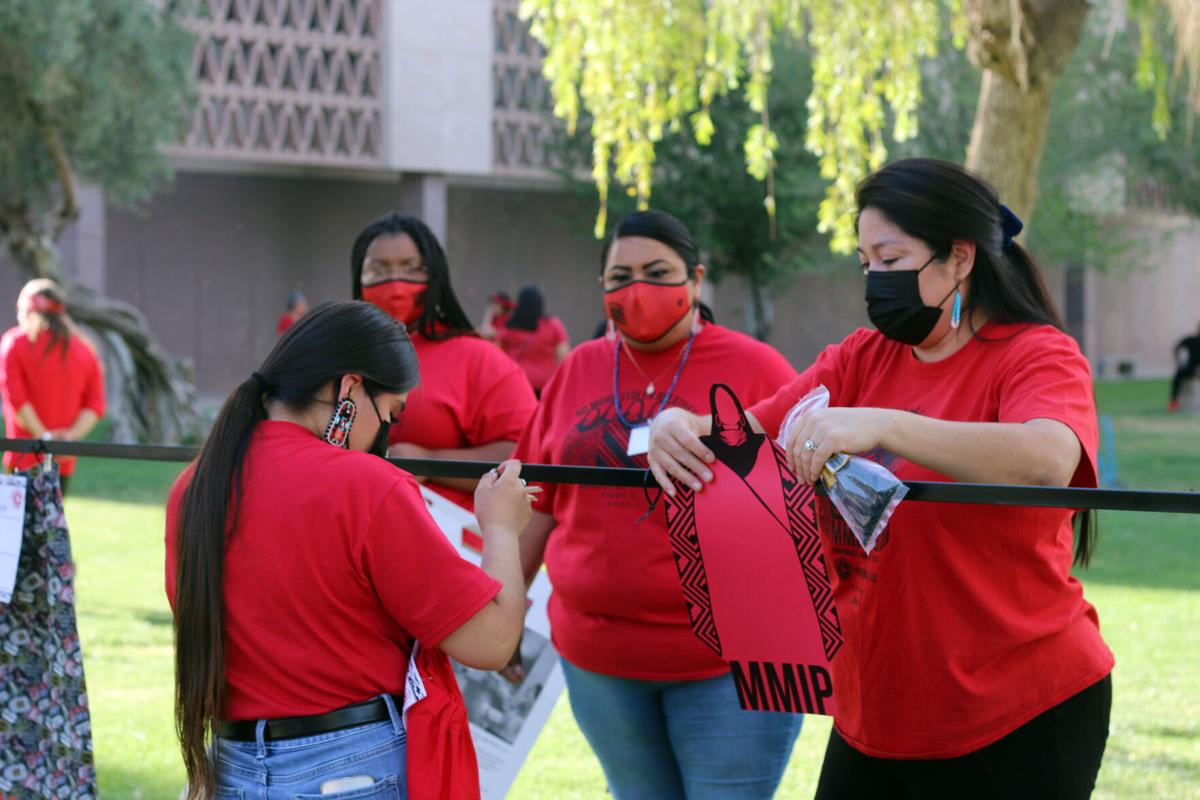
[362,279,426,326]
[603,281,692,344]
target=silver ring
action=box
[803,439,818,452]
[520,479,528,488]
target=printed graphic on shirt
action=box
[562,391,699,470]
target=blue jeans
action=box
[211,695,407,799]
[561,660,802,799]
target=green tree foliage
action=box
[0,0,193,272]
[560,43,836,339]
[522,0,1198,253]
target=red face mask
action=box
[604,280,693,344]
[362,279,425,326]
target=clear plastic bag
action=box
[777,386,908,554]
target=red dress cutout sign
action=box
[665,384,843,715]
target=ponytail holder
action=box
[251,371,275,392]
[999,204,1024,251]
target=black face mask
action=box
[864,256,957,346]
[366,393,393,458]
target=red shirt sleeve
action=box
[358,477,502,646]
[2,333,31,411]
[996,327,1099,488]
[462,344,537,445]
[748,329,865,437]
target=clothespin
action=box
[39,432,53,471]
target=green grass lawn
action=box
[61,379,1198,798]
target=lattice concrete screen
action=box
[173,0,385,168]
[493,0,558,176]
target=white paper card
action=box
[402,641,427,723]
[627,424,651,457]
[0,475,29,604]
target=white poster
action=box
[420,487,564,800]
[0,474,28,605]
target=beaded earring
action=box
[950,290,962,330]
[324,397,357,448]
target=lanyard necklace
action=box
[612,330,696,428]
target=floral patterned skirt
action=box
[0,466,96,799]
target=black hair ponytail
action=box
[173,301,419,798]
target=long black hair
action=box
[856,158,1096,566]
[505,285,545,331]
[349,212,475,340]
[173,301,419,799]
[600,209,716,323]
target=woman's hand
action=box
[648,408,714,496]
[784,407,898,484]
[474,460,539,536]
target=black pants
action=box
[815,674,1112,800]
[1171,365,1198,401]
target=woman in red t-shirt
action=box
[650,159,1113,798]
[0,279,105,495]
[478,291,514,341]
[166,301,535,800]
[495,285,569,394]
[514,210,802,797]
[275,288,308,335]
[350,213,537,511]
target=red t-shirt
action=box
[164,420,501,720]
[495,316,568,392]
[749,323,1113,758]
[390,332,536,509]
[0,327,105,477]
[515,324,798,680]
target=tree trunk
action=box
[745,266,773,342]
[965,73,1052,222]
[963,0,1092,226]
[0,214,66,283]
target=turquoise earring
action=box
[950,290,962,330]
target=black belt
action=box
[215,695,400,742]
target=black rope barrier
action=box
[4,437,1198,514]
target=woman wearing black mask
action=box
[166,301,534,799]
[649,159,1112,799]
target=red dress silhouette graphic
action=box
[665,384,843,715]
